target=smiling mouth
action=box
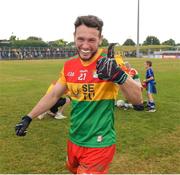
[81,49,91,54]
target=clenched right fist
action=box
[15,115,32,136]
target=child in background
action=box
[144,60,157,112]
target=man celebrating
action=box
[15,15,143,174]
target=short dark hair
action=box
[146,60,152,67]
[74,15,103,35]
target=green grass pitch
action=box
[0,58,180,173]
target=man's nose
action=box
[81,41,90,49]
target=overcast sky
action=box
[0,0,180,44]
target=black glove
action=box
[15,115,32,136]
[96,43,128,84]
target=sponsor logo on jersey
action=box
[67,71,74,77]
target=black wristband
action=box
[22,115,32,123]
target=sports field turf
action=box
[0,58,180,173]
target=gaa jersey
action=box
[57,49,120,147]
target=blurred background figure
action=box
[124,61,141,86]
[143,60,157,112]
[115,61,144,111]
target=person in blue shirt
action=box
[143,60,157,112]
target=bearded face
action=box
[74,25,102,61]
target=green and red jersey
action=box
[58,49,119,147]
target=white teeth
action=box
[81,50,91,53]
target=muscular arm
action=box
[97,43,143,105]
[96,57,143,105]
[28,83,67,119]
[119,76,143,105]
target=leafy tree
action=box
[48,39,68,47]
[123,38,136,46]
[12,40,48,48]
[100,38,109,47]
[143,36,160,45]
[67,41,75,47]
[162,39,175,46]
[27,36,42,41]
[57,39,68,46]
[9,35,16,41]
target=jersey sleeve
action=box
[57,67,67,86]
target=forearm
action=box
[28,92,60,119]
[15,82,67,136]
[28,83,67,119]
[120,76,143,105]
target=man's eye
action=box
[89,39,96,43]
[77,38,84,42]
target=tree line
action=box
[0,35,179,48]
